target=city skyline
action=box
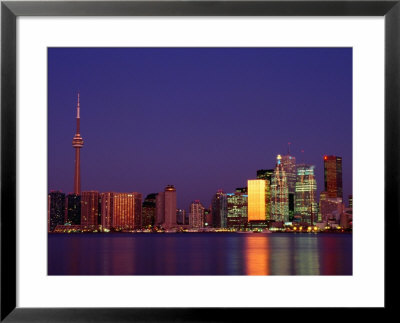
[48,47,352,211]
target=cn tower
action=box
[72,93,84,195]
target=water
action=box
[48,233,352,275]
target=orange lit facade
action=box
[247,179,269,221]
[100,192,114,230]
[112,192,142,230]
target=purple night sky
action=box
[48,47,352,210]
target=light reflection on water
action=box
[48,233,352,275]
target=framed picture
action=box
[1,0,398,321]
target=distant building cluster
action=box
[48,94,352,233]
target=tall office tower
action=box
[48,191,65,232]
[176,209,186,225]
[247,179,269,222]
[100,192,114,231]
[227,190,248,229]
[295,164,318,225]
[72,93,84,195]
[189,200,205,229]
[81,191,100,230]
[256,169,274,184]
[271,156,289,222]
[112,192,142,230]
[324,155,343,198]
[65,193,81,225]
[155,185,177,229]
[164,185,177,229]
[349,194,353,209]
[211,190,228,228]
[280,154,296,221]
[318,191,328,223]
[142,193,157,227]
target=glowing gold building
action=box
[247,179,269,221]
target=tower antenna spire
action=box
[77,92,80,119]
[288,142,291,155]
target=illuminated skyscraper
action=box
[156,185,177,229]
[189,200,205,229]
[348,194,353,209]
[324,155,343,199]
[65,193,81,225]
[295,164,317,224]
[48,191,65,232]
[112,192,142,230]
[81,191,100,230]
[271,156,289,222]
[72,93,84,195]
[142,193,157,227]
[280,154,296,221]
[227,190,248,229]
[247,179,269,222]
[211,190,227,228]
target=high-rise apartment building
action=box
[271,156,289,223]
[295,164,317,224]
[112,192,142,230]
[100,192,114,231]
[81,191,100,230]
[227,190,248,229]
[189,200,205,229]
[211,190,227,228]
[48,191,66,232]
[324,155,343,199]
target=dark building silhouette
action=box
[256,169,274,184]
[211,190,227,228]
[48,191,65,232]
[142,193,158,227]
[65,193,81,225]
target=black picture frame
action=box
[1,0,398,321]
